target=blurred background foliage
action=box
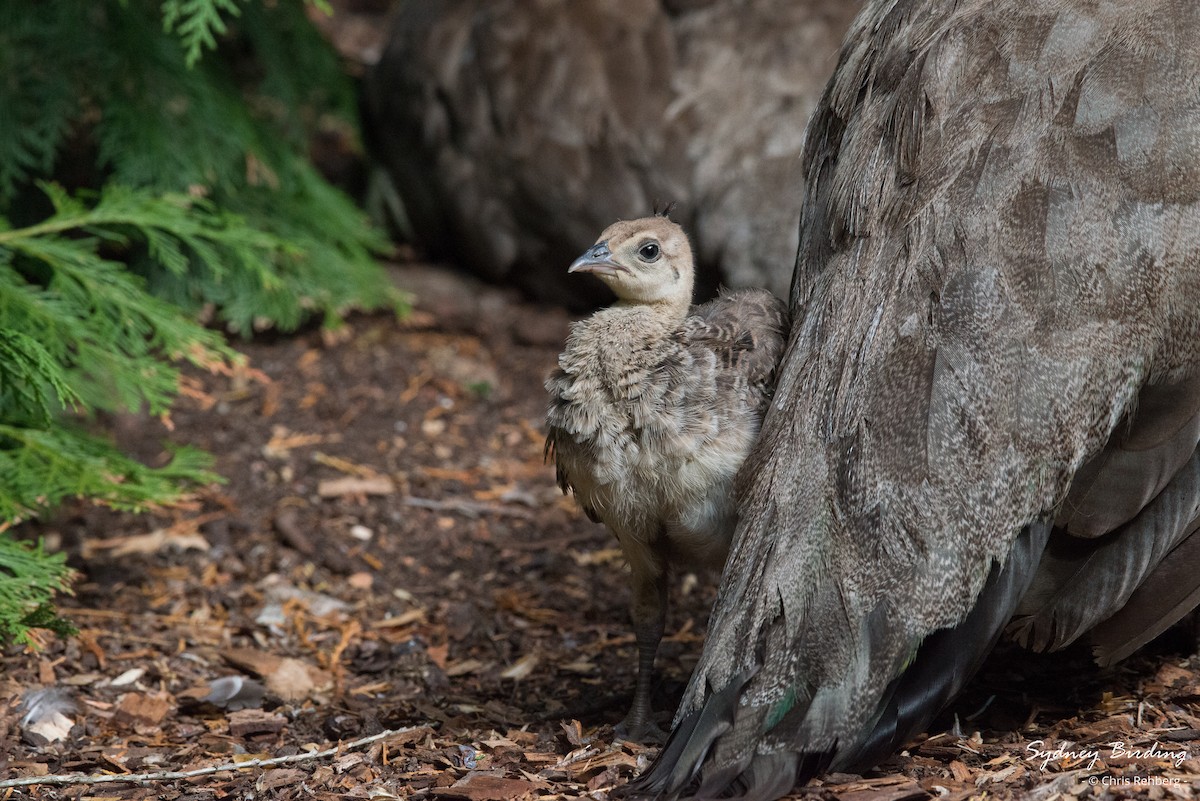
[0,0,402,642]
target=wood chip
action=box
[273,505,315,554]
[228,708,287,738]
[371,608,426,628]
[445,659,490,677]
[348,571,374,589]
[318,475,396,497]
[10,761,49,776]
[263,426,327,458]
[110,667,145,687]
[949,760,973,782]
[833,777,927,801]
[500,653,538,680]
[83,527,209,559]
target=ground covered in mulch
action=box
[3,261,1200,801]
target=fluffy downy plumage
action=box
[545,215,787,740]
[626,1,1200,798]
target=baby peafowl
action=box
[546,214,787,741]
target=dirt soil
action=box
[3,261,1200,801]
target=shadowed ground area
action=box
[2,260,1199,800]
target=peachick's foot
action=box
[614,716,669,745]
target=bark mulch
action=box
[3,261,1199,800]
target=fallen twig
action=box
[402,495,535,519]
[0,726,422,789]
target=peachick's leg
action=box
[615,567,669,743]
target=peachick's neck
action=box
[611,294,692,324]
[583,301,685,348]
[565,300,688,381]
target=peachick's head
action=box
[568,216,694,310]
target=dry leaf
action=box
[114,691,172,727]
[257,768,306,790]
[268,658,334,701]
[434,772,538,801]
[500,653,538,680]
[560,720,585,747]
[222,648,334,701]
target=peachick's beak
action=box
[568,241,626,276]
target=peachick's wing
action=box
[683,288,789,410]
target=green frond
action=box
[0,331,80,425]
[0,536,75,644]
[0,184,245,415]
[162,0,243,67]
[0,5,88,206]
[0,423,219,523]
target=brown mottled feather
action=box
[627,2,1200,798]
[363,0,863,307]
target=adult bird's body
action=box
[545,216,787,740]
[629,1,1200,797]
[362,0,862,308]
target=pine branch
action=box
[0,1,401,334]
[0,5,84,205]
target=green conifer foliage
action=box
[0,0,403,642]
[0,0,401,333]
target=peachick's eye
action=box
[638,241,661,262]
